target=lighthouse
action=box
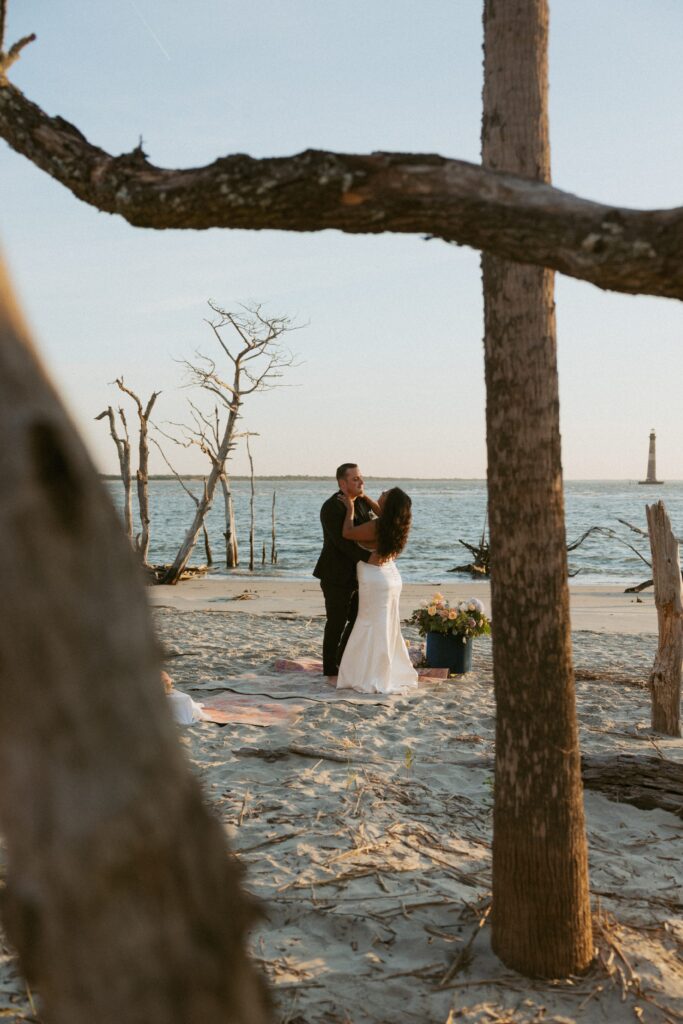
[638,429,663,485]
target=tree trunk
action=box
[271,490,277,564]
[203,525,213,566]
[247,437,255,573]
[221,471,239,568]
[115,382,159,567]
[482,0,593,976]
[95,407,133,538]
[646,500,682,736]
[134,400,156,565]
[121,442,133,537]
[0,258,270,1024]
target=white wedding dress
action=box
[337,559,418,694]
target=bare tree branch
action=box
[0,32,35,80]
[161,303,296,584]
[567,524,652,568]
[0,78,682,299]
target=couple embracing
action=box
[313,463,418,695]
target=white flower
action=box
[470,598,485,613]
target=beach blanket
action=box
[200,693,305,727]
[190,656,449,726]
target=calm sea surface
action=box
[104,478,683,586]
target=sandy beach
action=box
[2,577,681,1022]
[148,576,660,636]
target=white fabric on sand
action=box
[167,690,208,725]
[337,560,418,694]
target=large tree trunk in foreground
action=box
[0,259,269,1024]
[482,0,593,976]
[646,500,682,736]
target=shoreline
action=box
[147,577,658,635]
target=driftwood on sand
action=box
[645,501,682,736]
[581,754,683,820]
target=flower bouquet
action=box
[410,593,491,640]
[410,593,491,674]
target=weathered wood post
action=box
[646,500,682,736]
[221,471,239,567]
[271,490,277,564]
[246,435,255,572]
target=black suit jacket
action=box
[313,492,373,587]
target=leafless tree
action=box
[245,433,257,572]
[114,378,160,565]
[159,400,240,569]
[149,437,213,569]
[161,303,297,585]
[94,405,132,538]
[482,0,592,975]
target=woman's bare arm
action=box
[341,496,378,543]
[361,492,381,517]
[342,519,377,542]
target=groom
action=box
[313,463,379,680]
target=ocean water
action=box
[104,478,683,586]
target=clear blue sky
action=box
[2,1,682,479]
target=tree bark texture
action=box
[0,259,270,1024]
[0,80,682,299]
[482,0,593,976]
[646,501,682,736]
[581,754,683,819]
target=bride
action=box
[335,487,418,694]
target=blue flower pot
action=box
[426,632,473,674]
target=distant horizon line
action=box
[99,474,683,483]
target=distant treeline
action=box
[99,474,468,481]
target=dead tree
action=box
[646,501,682,736]
[482,0,592,975]
[161,305,296,585]
[95,405,132,538]
[246,434,257,572]
[160,401,240,570]
[0,255,270,1024]
[150,438,213,572]
[115,378,160,565]
[221,469,239,568]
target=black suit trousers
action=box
[320,580,359,676]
